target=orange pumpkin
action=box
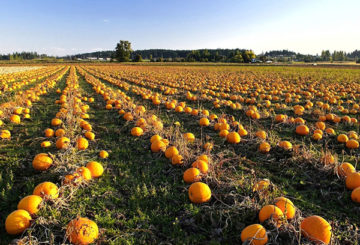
[188,182,211,203]
[66,217,99,245]
[300,216,331,245]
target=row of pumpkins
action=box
[4,67,105,244]
[81,66,336,244]
[0,66,69,127]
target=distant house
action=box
[87,57,97,60]
[266,60,273,63]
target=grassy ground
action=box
[1,65,360,244]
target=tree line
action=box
[0,52,50,60]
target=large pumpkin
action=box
[66,217,99,245]
[5,209,32,235]
[300,216,331,244]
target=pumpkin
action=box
[99,150,109,159]
[0,129,11,139]
[188,182,211,203]
[258,205,284,226]
[183,168,201,183]
[5,209,32,235]
[55,128,66,137]
[85,131,95,141]
[259,142,271,153]
[240,224,268,245]
[325,128,335,135]
[274,197,296,219]
[300,216,331,245]
[253,179,270,192]
[51,118,62,126]
[346,139,359,149]
[123,112,133,121]
[32,153,53,171]
[203,142,213,151]
[197,154,209,163]
[238,128,248,136]
[337,134,349,143]
[131,127,144,137]
[13,107,23,115]
[192,160,209,174]
[17,195,43,214]
[279,141,292,150]
[76,137,89,150]
[10,114,21,124]
[295,125,309,136]
[151,139,166,152]
[76,167,92,181]
[255,130,267,140]
[56,137,70,149]
[219,129,229,138]
[337,162,355,177]
[351,186,360,203]
[345,172,360,190]
[63,173,82,185]
[199,117,210,126]
[150,134,162,143]
[44,128,54,137]
[183,133,195,143]
[312,133,322,141]
[165,146,179,159]
[171,154,183,165]
[66,217,99,245]
[226,132,241,144]
[315,121,326,130]
[33,181,59,199]
[86,161,104,178]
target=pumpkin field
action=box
[1,64,360,244]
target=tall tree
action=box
[115,40,132,62]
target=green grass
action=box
[1,65,360,244]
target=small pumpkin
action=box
[66,217,99,245]
[165,146,179,159]
[86,161,104,178]
[183,168,201,183]
[76,137,89,150]
[259,142,271,153]
[345,172,360,190]
[226,132,241,144]
[258,205,284,227]
[33,181,59,199]
[0,129,11,139]
[295,125,309,136]
[240,224,268,245]
[199,117,210,127]
[183,133,195,143]
[44,128,54,137]
[131,127,144,137]
[99,150,109,159]
[32,153,53,171]
[188,182,211,203]
[10,114,21,124]
[274,197,296,219]
[76,167,92,181]
[56,137,70,149]
[17,195,43,214]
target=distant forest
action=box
[1,49,360,63]
[67,49,360,63]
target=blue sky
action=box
[0,0,359,56]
